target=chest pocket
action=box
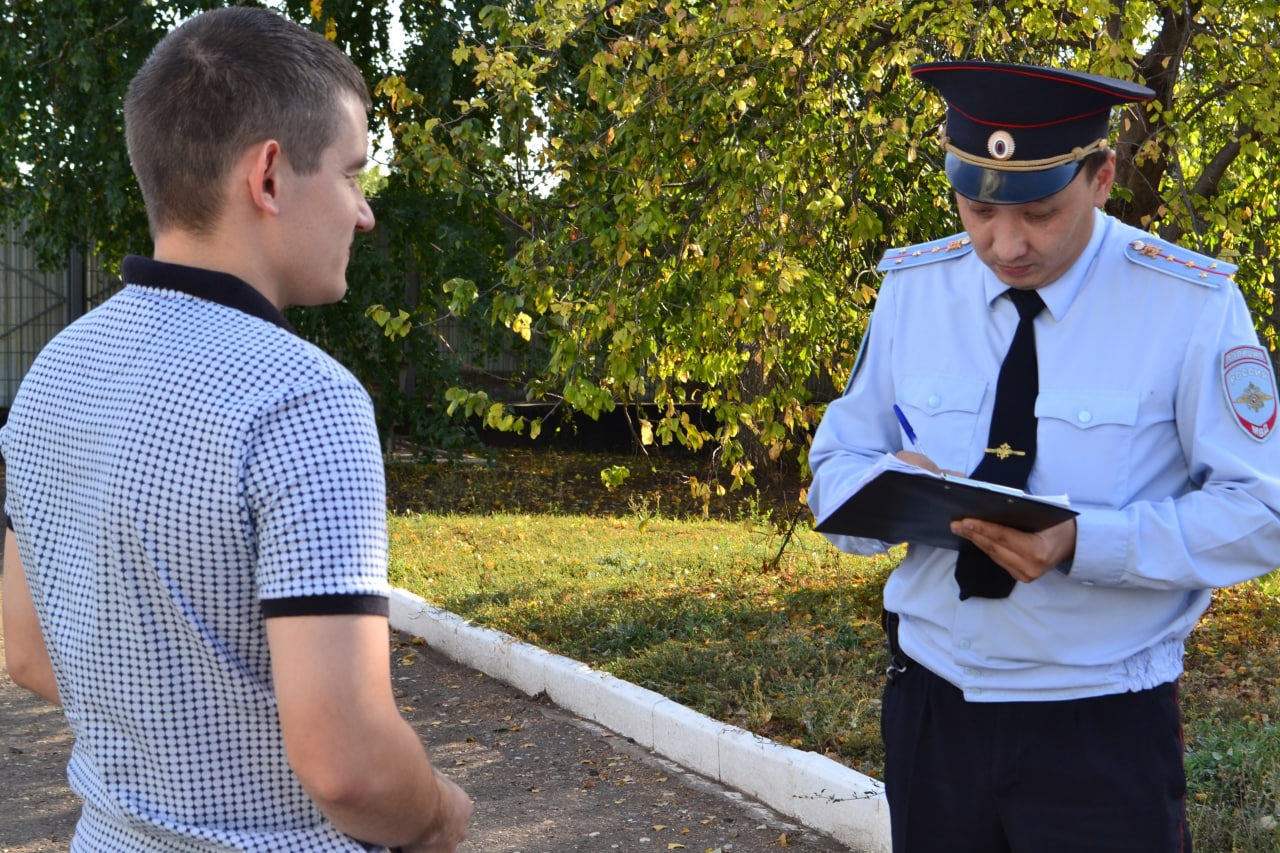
[899,375,989,471]
[1035,389,1140,505]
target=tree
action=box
[0,1,198,266]
[6,1,1280,476]
[0,0,409,268]
[403,0,1280,490]
[289,0,515,450]
[0,0,508,451]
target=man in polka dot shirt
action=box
[1,7,471,851]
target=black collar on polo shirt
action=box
[121,255,296,335]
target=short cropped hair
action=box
[125,6,370,236]
[1080,149,1111,181]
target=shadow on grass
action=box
[386,448,806,523]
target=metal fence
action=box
[1,223,121,412]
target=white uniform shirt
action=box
[809,209,1280,701]
[2,257,392,851]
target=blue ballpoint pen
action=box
[892,404,923,453]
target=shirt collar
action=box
[980,207,1109,320]
[120,255,295,335]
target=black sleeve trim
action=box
[261,593,390,619]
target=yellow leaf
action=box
[324,16,337,41]
[667,845,686,850]
[309,0,323,21]
[512,312,533,342]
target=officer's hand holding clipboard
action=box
[813,452,1077,551]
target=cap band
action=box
[941,132,1108,172]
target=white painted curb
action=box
[390,587,892,853]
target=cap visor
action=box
[945,155,1081,204]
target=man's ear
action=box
[1092,150,1118,207]
[246,140,285,216]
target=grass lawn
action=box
[387,448,1280,851]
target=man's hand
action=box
[895,450,964,479]
[896,449,940,473]
[400,771,473,853]
[950,516,1077,583]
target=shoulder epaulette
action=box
[877,233,974,272]
[1123,236,1236,287]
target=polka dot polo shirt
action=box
[2,257,392,851]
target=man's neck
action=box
[152,229,281,309]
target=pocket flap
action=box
[1035,390,1139,429]
[900,375,988,415]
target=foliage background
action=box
[3,0,1280,472]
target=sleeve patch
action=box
[1222,345,1277,442]
[877,234,973,272]
[1124,238,1237,287]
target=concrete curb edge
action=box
[389,587,892,852]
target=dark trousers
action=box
[881,629,1191,852]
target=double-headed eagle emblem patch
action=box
[1222,346,1278,442]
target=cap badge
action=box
[987,130,1015,161]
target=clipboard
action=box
[813,455,1078,550]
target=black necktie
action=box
[954,288,1046,600]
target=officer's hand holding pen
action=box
[893,404,948,475]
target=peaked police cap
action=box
[910,61,1154,204]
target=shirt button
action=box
[928,394,941,408]
[1077,410,1093,424]
[965,667,981,677]
[957,639,971,650]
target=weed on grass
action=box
[386,451,1280,851]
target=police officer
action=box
[808,61,1280,852]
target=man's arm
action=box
[266,613,472,852]
[1,528,60,705]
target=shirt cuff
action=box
[1064,507,1130,587]
[261,594,390,619]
